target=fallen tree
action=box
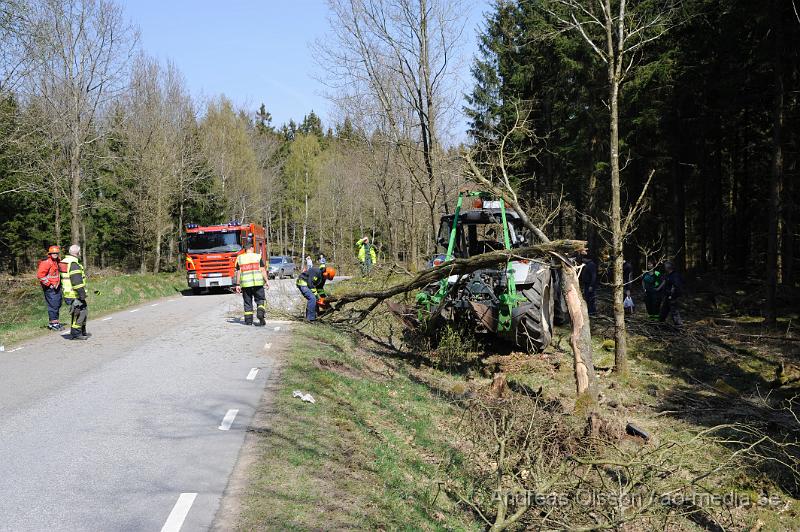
[326,238,600,408]
[328,240,586,307]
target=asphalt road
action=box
[0,279,299,531]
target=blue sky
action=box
[121,0,491,134]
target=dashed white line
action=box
[8,347,23,353]
[160,492,197,532]
[150,303,159,307]
[246,368,259,380]
[218,409,239,431]
[273,326,281,331]
[102,317,113,321]
[129,309,140,313]
[263,342,272,350]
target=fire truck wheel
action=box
[192,287,202,295]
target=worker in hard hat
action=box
[37,245,64,330]
[59,244,90,340]
[233,241,269,326]
[355,236,377,275]
[296,265,335,321]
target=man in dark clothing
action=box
[642,259,664,319]
[579,255,598,316]
[38,245,63,330]
[659,260,684,326]
[59,244,89,340]
[296,265,336,321]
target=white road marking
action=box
[160,492,197,532]
[129,309,140,313]
[246,368,259,380]
[263,342,272,350]
[273,326,280,331]
[150,303,159,307]
[8,347,23,353]
[102,317,113,321]
[218,409,239,431]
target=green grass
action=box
[237,323,480,531]
[0,271,186,346]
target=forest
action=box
[1,0,797,300]
[1,0,800,529]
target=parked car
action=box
[268,256,296,279]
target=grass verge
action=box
[236,323,479,531]
[1,271,186,346]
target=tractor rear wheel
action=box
[515,267,555,352]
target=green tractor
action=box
[415,191,563,353]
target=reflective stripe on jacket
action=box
[236,252,265,288]
[296,267,326,295]
[38,257,61,288]
[59,255,86,299]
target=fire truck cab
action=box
[181,221,267,294]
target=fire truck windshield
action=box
[186,232,241,253]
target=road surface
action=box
[0,279,299,531]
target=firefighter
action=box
[355,236,377,275]
[59,244,89,340]
[296,265,336,322]
[233,242,269,326]
[38,245,64,330]
[659,260,684,327]
[642,259,663,319]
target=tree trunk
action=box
[54,195,61,247]
[69,142,82,245]
[766,6,784,325]
[783,165,794,286]
[561,265,599,408]
[609,76,628,374]
[81,221,88,268]
[153,229,163,274]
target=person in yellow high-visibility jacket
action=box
[59,244,89,340]
[233,243,269,326]
[355,236,377,274]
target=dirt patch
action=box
[314,357,363,380]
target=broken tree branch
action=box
[327,240,587,309]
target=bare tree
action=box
[120,55,194,273]
[0,0,30,95]
[22,0,138,246]
[199,96,262,222]
[316,0,466,264]
[543,0,679,375]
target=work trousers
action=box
[644,290,662,317]
[361,256,373,275]
[65,298,87,338]
[659,297,683,326]
[242,285,266,324]
[298,285,317,321]
[43,286,62,321]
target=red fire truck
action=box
[181,221,267,294]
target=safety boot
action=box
[256,307,266,326]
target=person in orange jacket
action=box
[37,245,64,330]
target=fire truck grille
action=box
[200,259,232,273]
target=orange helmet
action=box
[48,245,60,254]
[322,267,336,280]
